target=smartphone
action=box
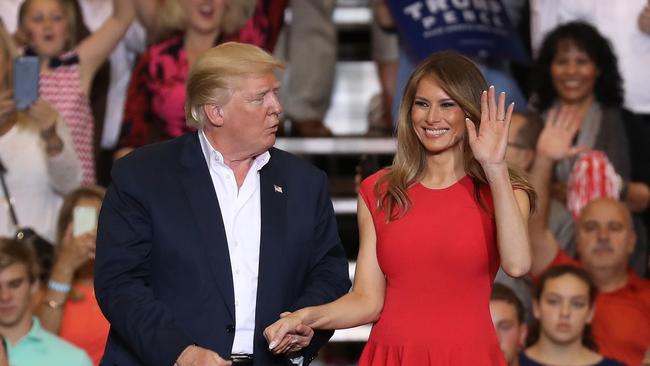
[73,206,98,237]
[13,56,39,110]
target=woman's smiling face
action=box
[551,39,599,106]
[410,76,467,155]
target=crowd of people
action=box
[0,0,648,365]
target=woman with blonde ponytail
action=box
[265,51,536,365]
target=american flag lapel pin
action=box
[274,184,283,194]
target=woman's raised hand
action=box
[536,105,585,161]
[466,86,514,168]
[57,224,96,271]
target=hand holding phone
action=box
[0,90,16,125]
[27,98,58,133]
[13,56,39,110]
[73,206,98,237]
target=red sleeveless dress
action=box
[357,171,506,365]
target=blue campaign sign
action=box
[387,0,529,64]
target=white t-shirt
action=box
[0,120,82,242]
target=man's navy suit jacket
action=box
[94,133,351,365]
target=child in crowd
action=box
[522,265,624,366]
[0,19,81,243]
[17,0,135,185]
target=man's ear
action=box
[522,149,535,171]
[586,304,596,324]
[532,299,540,320]
[627,230,637,255]
[203,104,225,127]
[518,323,529,348]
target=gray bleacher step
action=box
[332,197,357,214]
[275,137,395,155]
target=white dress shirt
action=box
[530,0,650,113]
[198,130,269,354]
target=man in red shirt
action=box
[528,108,650,366]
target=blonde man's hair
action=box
[185,42,284,129]
[156,0,256,43]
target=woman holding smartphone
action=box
[17,0,135,185]
[0,20,81,244]
[36,186,107,366]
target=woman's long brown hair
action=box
[375,51,536,221]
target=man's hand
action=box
[175,345,232,366]
[264,312,314,355]
[272,322,314,355]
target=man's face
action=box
[490,300,527,365]
[0,263,36,328]
[505,114,534,172]
[216,73,282,157]
[576,199,635,273]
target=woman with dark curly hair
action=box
[531,21,649,213]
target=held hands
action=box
[176,310,315,366]
[264,312,314,355]
[465,86,514,169]
[175,345,232,366]
[535,106,586,161]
